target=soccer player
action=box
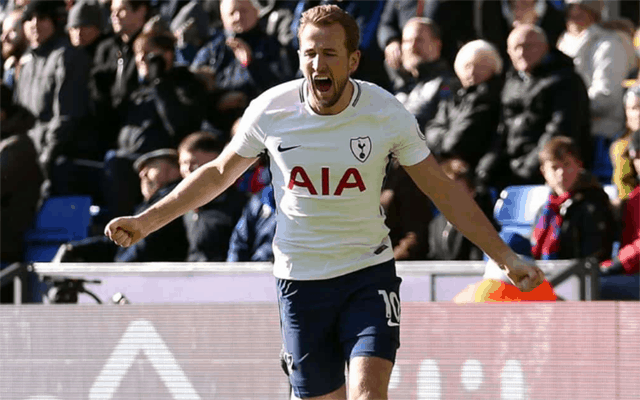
[105,5,544,400]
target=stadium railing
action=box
[0,258,605,304]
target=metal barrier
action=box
[0,258,602,303]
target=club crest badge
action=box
[350,137,372,163]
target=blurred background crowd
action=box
[1,0,639,301]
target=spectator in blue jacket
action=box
[178,132,248,261]
[227,185,276,262]
[191,0,295,132]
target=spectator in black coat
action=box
[0,84,43,266]
[394,17,457,127]
[14,0,94,197]
[178,132,248,261]
[101,30,208,220]
[424,40,503,169]
[91,0,151,145]
[53,149,188,263]
[67,0,111,64]
[476,24,592,190]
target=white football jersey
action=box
[228,78,430,280]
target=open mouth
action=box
[313,77,332,93]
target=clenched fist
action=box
[104,216,147,248]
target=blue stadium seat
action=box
[24,196,93,262]
[494,184,619,240]
[493,185,550,238]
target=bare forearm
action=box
[432,180,514,265]
[137,152,256,236]
[404,155,516,266]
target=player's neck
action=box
[309,80,354,116]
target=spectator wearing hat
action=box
[67,0,110,63]
[14,0,94,198]
[600,128,640,300]
[557,0,630,183]
[53,148,188,263]
[2,8,28,89]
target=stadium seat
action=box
[493,185,550,238]
[24,196,93,262]
[494,184,619,240]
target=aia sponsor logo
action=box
[287,167,366,196]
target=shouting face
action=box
[298,22,360,115]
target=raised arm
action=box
[105,147,258,247]
[403,154,545,291]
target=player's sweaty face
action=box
[298,22,358,115]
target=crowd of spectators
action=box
[1,0,639,300]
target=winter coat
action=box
[395,59,457,129]
[89,31,142,147]
[476,50,592,189]
[117,66,208,157]
[557,24,628,138]
[183,186,248,262]
[14,35,91,175]
[227,186,277,262]
[531,171,615,261]
[92,31,141,111]
[424,74,502,167]
[0,105,43,262]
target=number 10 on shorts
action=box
[378,290,401,327]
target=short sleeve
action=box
[226,100,269,158]
[390,107,431,166]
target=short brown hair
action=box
[539,136,582,163]
[178,131,225,155]
[297,5,360,54]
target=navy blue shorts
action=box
[277,259,401,398]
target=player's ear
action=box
[349,49,361,75]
